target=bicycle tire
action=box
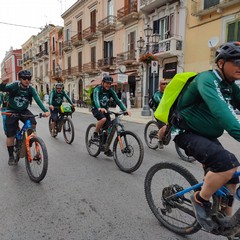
[63,117,75,144]
[25,136,48,183]
[144,162,201,235]
[85,123,101,157]
[49,118,57,138]
[144,120,159,150]
[175,143,196,163]
[113,131,144,173]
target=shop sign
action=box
[118,74,128,84]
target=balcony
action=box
[71,65,83,76]
[83,26,98,41]
[82,62,99,74]
[62,68,72,79]
[150,37,183,58]
[71,33,84,47]
[98,15,117,34]
[191,0,239,17]
[117,0,139,25]
[62,41,73,52]
[51,70,62,81]
[116,50,136,65]
[98,57,116,70]
[35,53,43,62]
[140,0,178,14]
[40,49,49,60]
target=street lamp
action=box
[137,25,160,116]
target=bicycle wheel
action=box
[175,143,196,163]
[145,162,201,235]
[25,136,48,183]
[49,118,57,138]
[85,123,101,157]
[63,118,75,144]
[113,131,144,173]
[144,120,159,149]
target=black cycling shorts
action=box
[92,108,111,128]
[50,108,59,121]
[5,109,37,137]
[174,132,239,184]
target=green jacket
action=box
[153,90,163,112]
[0,82,48,112]
[92,85,126,111]
[49,89,73,107]
[177,70,240,140]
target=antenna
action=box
[208,36,219,48]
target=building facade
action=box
[0,48,22,82]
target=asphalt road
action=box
[0,105,239,240]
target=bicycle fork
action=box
[25,132,40,162]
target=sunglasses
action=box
[21,76,31,81]
[56,88,62,90]
[229,59,240,67]
[161,83,167,86]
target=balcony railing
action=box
[83,62,99,73]
[98,15,117,33]
[116,50,136,65]
[71,33,84,47]
[62,40,73,52]
[71,65,83,76]
[98,57,116,69]
[117,0,139,24]
[40,49,49,59]
[83,26,98,41]
[62,68,72,78]
[191,0,239,17]
[150,37,183,58]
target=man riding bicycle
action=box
[173,42,240,231]
[49,83,74,135]
[91,75,131,157]
[0,70,50,166]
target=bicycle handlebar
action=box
[1,111,46,118]
[107,110,128,116]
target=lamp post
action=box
[137,25,160,116]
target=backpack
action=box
[9,82,33,105]
[154,72,198,124]
[148,95,157,111]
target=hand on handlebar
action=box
[124,111,131,116]
[49,105,54,111]
[43,112,50,118]
[99,108,107,113]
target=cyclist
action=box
[0,70,50,166]
[152,79,168,149]
[91,75,131,157]
[49,83,74,135]
[173,42,240,231]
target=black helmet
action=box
[55,83,64,89]
[215,41,240,63]
[18,70,32,79]
[102,75,113,83]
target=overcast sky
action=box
[0,0,77,73]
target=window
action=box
[77,19,82,39]
[45,63,48,76]
[68,56,71,74]
[90,10,96,32]
[78,52,82,71]
[153,16,170,40]
[17,59,23,66]
[104,41,113,58]
[59,42,62,56]
[53,59,56,75]
[227,20,240,41]
[107,0,114,16]
[52,37,55,52]
[66,29,71,42]
[91,46,96,68]
[127,31,135,51]
[204,0,219,9]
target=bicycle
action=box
[3,112,48,183]
[144,162,240,239]
[144,120,196,162]
[85,110,144,173]
[49,103,75,144]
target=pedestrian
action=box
[121,89,127,107]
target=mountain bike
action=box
[85,110,144,173]
[3,112,48,183]
[144,120,196,163]
[49,104,75,144]
[144,162,240,239]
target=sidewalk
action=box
[74,106,152,124]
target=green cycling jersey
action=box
[0,82,48,112]
[49,89,73,107]
[92,85,126,111]
[177,69,240,140]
